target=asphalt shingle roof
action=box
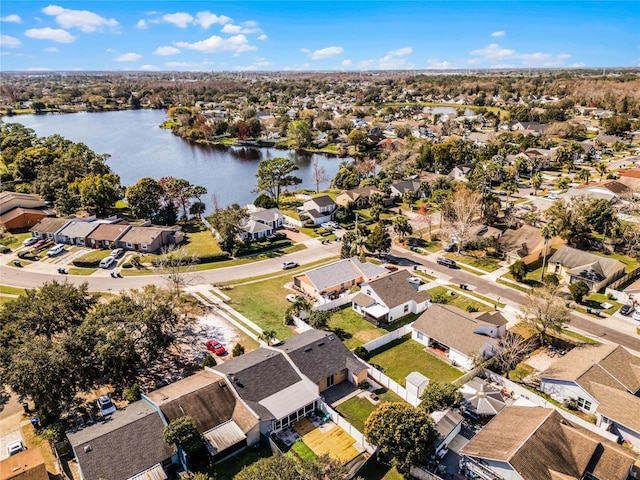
[299,258,388,292]
[548,246,624,279]
[29,217,68,234]
[363,270,430,309]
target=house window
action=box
[326,374,334,388]
[417,331,424,340]
[141,243,148,250]
[404,304,409,313]
[126,242,132,248]
[366,289,371,296]
[576,397,592,411]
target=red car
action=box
[206,339,226,356]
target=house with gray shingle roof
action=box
[299,195,337,226]
[29,217,70,241]
[116,225,184,253]
[546,246,625,291]
[353,270,430,325]
[66,400,177,480]
[412,304,507,370]
[540,343,640,449]
[55,219,107,246]
[276,330,368,392]
[460,406,636,480]
[293,257,388,302]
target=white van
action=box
[99,256,116,269]
[46,244,65,257]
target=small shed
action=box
[406,371,430,399]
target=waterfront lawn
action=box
[368,335,463,385]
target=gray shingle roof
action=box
[276,330,367,384]
[87,223,131,242]
[364,270,431,309]
[250,208,283,224]
[299,258,387,292]
[548,246,624,278]
[57,220,101,239]
[66,400,175,480]
[29,217,68,234]
[305,195,336,208]
[212,349,303,420]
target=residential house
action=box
[276,329,368,392]
[377,138,406,150]
[575,180,631,200]
[466,131,489,145]
[249,207,285,230]
[412,304,507,370]
[352,270,431,325]
[212,348,321,435]
[66,400,177,480]
[117,225,184,253]
[299,195,337,226]
[562,187,619,204]
[510,121,546,135]
[540,343,640,449]
[498,224,564,265]
[336,187,384,209]
[449,163,473,182]
[240,219,273,241]
[0,191,54,231]
[293,257,389,302]
[55,219,104,246]
[0,448,48,480]
[616,167,640,192]
[86,222,131,249]
[460,406,637,480]
[29,217,69,241]
[523,148,552,171]
[145,370,260,462]
[546,246,625,291]
[389,180,423,199]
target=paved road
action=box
[391,245,640,353]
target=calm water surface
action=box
[4,109,346,209]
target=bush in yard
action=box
[568,281,590,304]
[232,343,245,357]
[202,355,217,368]
[509,260,527,282]
[465,305,479,313]
[354,346,371,361]
[308,310,331,329]
[430,293,450,304]
[163,416,203,453]
[130,255,141,268]
[123,383,141,402]
[543,274,560,286]
[419,381,462,413]
[122,262,133,269]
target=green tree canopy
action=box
[287,120,313,148]
[509,260,527,282]
[255,157,302,206]
[70,173,122,216]
[126,177,164,220]
[419,381,462,413]
[568,281,590,304]
[207,203,248,253]
[163,416,203,453]
[367,221,392,257]
[365,402,438,474]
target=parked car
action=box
[99,256,116,269]
[383,264,399,271]
[7,440,25,456]
[110,248,124,258]
[46,244,65,257]
[206,339,226,356]
[32,239,47,249]
[286,294,300,302]
[437,257,457,268]
[620,304,633,316]
[284,225,299,233]
[444,242,457,252]
[97,394,116,416]
[633,310,640,322]
[267,232,287,242]
[282,261,298,270]
[22,237,38,247]
[407,276,424,285]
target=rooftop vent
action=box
[317,342,325,347]
[218,381,226,388]
[304,347,312,352]
[84,445,92,453]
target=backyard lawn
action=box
[334,389,403,433]
[427,286,492,312]
[368,335,463,385]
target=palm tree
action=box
[595,162,609,181]
[575,168,591,184]
[501,181,518,206]
[540,224,556,282]
[350,235,368,259]
[553,147,570,168]
[530,172,543,196]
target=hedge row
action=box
[72,259,102,268]
[235,239,291,256]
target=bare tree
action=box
[310,157,329,193]
[491,331,537,379]
[157,246,199,299]
[442,186,482,255]
[518,284,571,341]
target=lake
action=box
[3,109,347,210]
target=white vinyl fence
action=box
[321,403,376,454]
[367,367,421,407]
[361,324,414,352]
[313,293,356,311]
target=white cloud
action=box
[427,58,450,69]
[491,30,506,37]
[195,11,231,28]
[571,62,586,68]
[558,53,571,60]
[470,42,573,67]
[136,19,147,29]
[174,34,256,55]
[1,14,22,23]
[140,64,159,71]
[44,46,58,52]
[154,46,180,55]
[0,34,22,47]
[221,21,261,34]
[308,46,343,60]
[359,59,374,69]
[26,67,53,71]
[163,12,194,28]
[25,27,76,43]
[341,59,352,67]
[114,52,142,62]
[165,61,194,67]
[106,48,116,53]
[471,43,516,60]
[257,34,267,41]
[300,48,310,54]
[42,5,118,32]
[378,47,413,69]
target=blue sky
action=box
[1,1,638,71]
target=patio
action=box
[293,417,362,463]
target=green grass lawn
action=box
[74,249,112,263]
[289,439,317,461]
[67,268,97,276]
[580,292,623,315]
[328,306,383,349]
[427,286,492,312]
[362,460,404,480]
[209,444,273,479]
[368,335,463,385]
[0,231,32,248]
[224,275,296,341]
[443,252,500,272]
[183,229,223,256]
[334,389,403,433]
[509,362,534,382]
[0,285,27,295]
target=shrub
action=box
[354,346,371,361]
[431,293,450,304]
[130,255,141,268]
[235,239,291,256]
[122,262,133,269]
[543,274,560,286]
[72,259,101,268]
[202,355,217,367]
[568,281,590,304]
[232,343,245,357]
[509,260,527,282]
[124,383,141,402]
[465,305,479,313]
[196,252,230,263]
